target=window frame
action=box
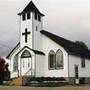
[56,49,64,69]
[13,55,18,72]
[81,58,85,68]
[48,49,64,70]
[48,50,56,70]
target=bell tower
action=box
[18,1,45,50]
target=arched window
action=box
[56,49,63,68]
[21,50,31,58]
[48,50,56,69]
[13,55,18,71]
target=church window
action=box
[38,15,41,21]
[22,14,26,21]
[56,49,63,69]
[48,50,56,69]
[81,58,85,68]
[27,12,30,19]
[13,55,18,72]
[21,50,31,58]
[48,49,64,70]
[35,13,37,20]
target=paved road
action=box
[0,85,90,90]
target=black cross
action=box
[22,29,30,43]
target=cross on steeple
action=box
[22,28,30,43]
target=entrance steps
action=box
[9,76,23,86]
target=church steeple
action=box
[19,1,44,50]
[18,1,44,16]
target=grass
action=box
[0,85,90,90]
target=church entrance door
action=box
[20,50,32,76]
[21,58,31,76]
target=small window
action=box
[22,14,26,21]
[35,13,37,20]
[27,12,30,19]
[36,26,38,31]
[81,58,85,68]
[38,15,41,21]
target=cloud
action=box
[0,0,90,56]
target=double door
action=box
[21,58,32,76]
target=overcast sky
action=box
[0,0,90,57]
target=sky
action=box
[0,0,90,57]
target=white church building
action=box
[7,1,90,84]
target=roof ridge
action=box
[41,30,74,43]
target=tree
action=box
[0,57,10,85]
[75,41,88,50]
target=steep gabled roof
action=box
[6,42,20,58]
[40,30,90,59]
[16,46,45,55]
[18,1,44,16]
[7,44,45,59]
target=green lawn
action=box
[0,85,90,90]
